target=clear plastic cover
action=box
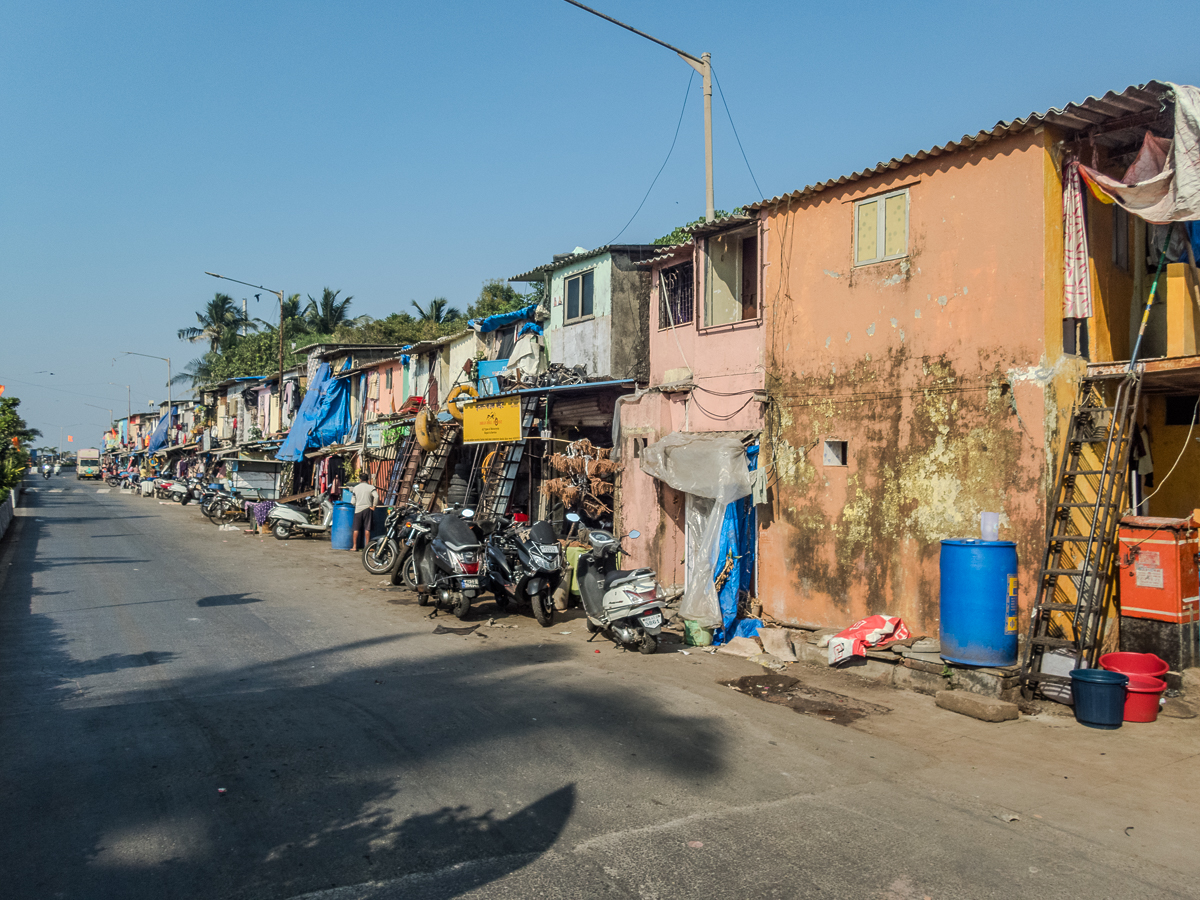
[640,432,752,628]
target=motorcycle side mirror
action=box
[461,508,475,519]
[565,512,581,523]
[628,530,641,540]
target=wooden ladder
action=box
[413,422,461,511]
[384,433,422,507]
[1020,370,1142,698]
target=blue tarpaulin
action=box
[146,408,174,453]
[468,302,539,333]
[713,445,761,644]
[276,361,353,461]
[516,321,543,337]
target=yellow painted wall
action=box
[1143,394,1200,520]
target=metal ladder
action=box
[413,422,461,511]
[1020,370,1142,697]
[475,397,537,522]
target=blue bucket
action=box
[330,501,355,550]
[1070,669,1128,729]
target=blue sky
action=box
[2,0,1197,445]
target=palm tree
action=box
[410,297,461,324]
[178,293,255,353]
[255,293,307,333]
[303,288,356,334]
[171,356,217,390]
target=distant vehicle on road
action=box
[76,448,101,480]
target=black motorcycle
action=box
[408,506,485,619]
[363,503,422,579]
[483,517,566,627]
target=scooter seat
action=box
[604,568,654,590]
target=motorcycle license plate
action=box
[640,613,663,628]
[459,578,480,588]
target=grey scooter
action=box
[268,492,334,540]
[570,513,667,654]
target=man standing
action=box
[350,472,377,552]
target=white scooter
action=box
[267,492,334,540]
[570,513,667,654]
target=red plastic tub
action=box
[1099,652,1169,678]
[1123,674,1167,722]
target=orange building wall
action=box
[758,129,1061,635]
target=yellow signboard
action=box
[463,397,522,444]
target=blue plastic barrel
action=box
[331,501,355,550]
[939,539,1019,667]
[1070,669,1128,729]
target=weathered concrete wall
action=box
[616,392,687,585]
[610,253,651,382]
[548,253,613,377]
[759,130,1060,635]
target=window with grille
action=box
[659,261,694,328]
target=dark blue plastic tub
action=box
[939,539,1019,666]
[1070,669,1128,729]
[330,501,355,550]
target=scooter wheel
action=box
[417,591,430,607]
[454,593,471,620]
[493,591,510,611]
[531,590,554,628]
[272,522,291,540]
[586,619,600,635]
[639,633,658,655]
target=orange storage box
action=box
[1117,516,1199,624]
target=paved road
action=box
[1,481,1197,899]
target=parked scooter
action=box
[483,517,566,627]
[570,513,666,654]
[410,506,485,619]
[267,491,334,539]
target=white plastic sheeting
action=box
[640,432,752,627]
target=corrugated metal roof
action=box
[749,81,1174,210]
[510,245,659,282]
[636,242,692,268]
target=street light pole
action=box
[122,351,172,445]
[205,272,287,432]
[561,0,714,221]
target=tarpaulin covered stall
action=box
[275,361,352,462]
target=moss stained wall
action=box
[758,130,1067,634]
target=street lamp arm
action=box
[559,0,700,63]
[205,272,283,300]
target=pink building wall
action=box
[617,232,766,581]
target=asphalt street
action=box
[1,480,1197,900]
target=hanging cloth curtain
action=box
[1063,161,1093,319]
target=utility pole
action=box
[561,0,714,220]
[206,272,287,432]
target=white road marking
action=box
[96,489,111,494]
[49,489,63,493]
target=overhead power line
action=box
[608,71,694,245]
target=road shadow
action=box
[197,593,264,607]
[69,650,179,676]
[0,505,730,900]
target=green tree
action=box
[465,279,529,320]
[0,395,40,500]
[654,209,738,246]
[410,297,461,324]
[178,293,256,353]
[304,288,357,333]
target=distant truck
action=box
[76,448,101,480]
